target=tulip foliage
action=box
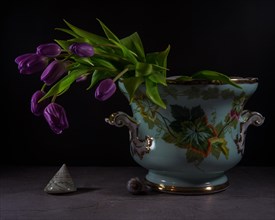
[15,18,240,134]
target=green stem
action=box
[41,84,47,92]
[61,54,73,62]
[51,95,57,103]
[113,68,129,82]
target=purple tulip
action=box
[43,103,69,134]
[36,43,62,57]
[95,79,116,101]
[76,75,88,83]
[31,90,50,116]
[15,53,33,64]
[69,42,95,57]
[15,53,48,75]
[41,60,67,85]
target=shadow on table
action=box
[46,187,102,196]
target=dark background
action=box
[3,0,274,166]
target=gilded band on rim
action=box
[166,77,258,85]
[145,179,230,194]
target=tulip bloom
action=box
[31,90,50,116]
[15,53,33,64]
[36,43,62,57]
[43,103,69,134]
[41,60,67,85]
[95,79,116,101]
[76,74,88,83]
[15,53,48,75]
[69,42,94,57]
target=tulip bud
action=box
[36,43,62,57]
[95,79,116,101]
[76,75,88,83]
[43,103,69,134]
[16,53,48,75]
[69,42,95,57]
[31,90,50,116]
[41,60,67,85]
[15,53,33,64]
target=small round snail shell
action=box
[127,177,148,195]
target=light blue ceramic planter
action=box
[106,77,264,194]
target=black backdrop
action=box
[3,0,275,166]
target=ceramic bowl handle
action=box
[236,110,265,155]
[105,112,153,159]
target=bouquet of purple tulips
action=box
[15,18,239,134]
[15,19,172,134]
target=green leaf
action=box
[135,62,153,77]
[145,79,166,109]
[71,56,94,66]
[63,19,110,45]
[66,37,93,44]
[93,49,128,63]
[136,55,168,86]
[55,28,79,38]
[146,45,170,68]
[97,18,120,43]
[171,75,193,82]
[148,69,167,86]
[122,77,144,102]
[146,45,170,86]
[192,70,242,89]
[90,57,117,71]
[120,32,145,61]
[54,39,72,50]
[87,70,116,90]
[110,39,138,64]
[40,66,91,101]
